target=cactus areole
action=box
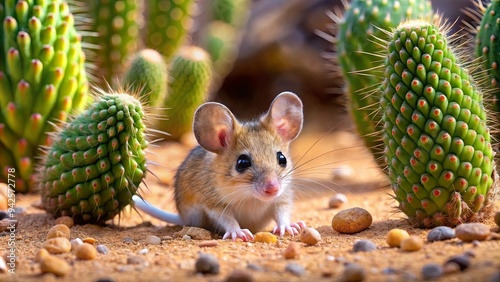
[40,93,148,224]
[381,20,496,227]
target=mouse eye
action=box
[277,151,287,167]
[236,154,252,173]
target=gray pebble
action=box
[96,245,109,255]
[145,235,161,245]
[343,263,365,282]
[195,253,220,274]
[14,207,26,214]
[225,270,254,282]
[445,255,470,271]
[247,263,264,272]
[123,237,135,244]
[421,264,443,280]
[464,250,476,258]
[427,226,455,242]
[382,267,397,275]
[490,271,500,282]
[127,255,148,266]
[285,263,305,276]
[352,240,377,252]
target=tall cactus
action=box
[381,19,496,227]
[0,0,89,192]
[334,0,433,170]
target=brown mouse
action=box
[133,91,305,241]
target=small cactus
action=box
[0,0,89,192]
[381,19,496,227]
[40,90,148,224]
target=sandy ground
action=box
[1,126,499,282]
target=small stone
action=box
[195,253,220,274]
[284,242,300,259]
[328,193,348,209]
[127,255,148,266]
[421,263,443,280]
[145,235,161,245]
[464,250,476,258]
[54,216,74,228]
[123,237,134,244]
[174,226,212,240]
[427,226,455,242]
[472,240,481,247]
[43,237,72,254]
[253,232,278,244]
[225,269,255,282]
[247,263,264,272]
[445,255,470,271]
[455,223,490,242]
[332,165,354,180]
[400,236,424,251]
[342,263,365,282]
[138,248,148,255]
[352,240,377,252]
[0,211,7,220]
[300,227,321,245]
[70,238,83,251]
[82,237,96,244]
[47,224,70,240]
[182,235,192,240]
[332,207,372,234]
[386,229,410,248]
[443,262,461,274]
[75,243,97,260]
[198,240,219,248]
[285,263,305,276]
[40,255,71,276]
[382,267,397,275]
[96,245,109,255]
[35,248,50,262]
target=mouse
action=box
[132,91,306,241]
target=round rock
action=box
[427,226,455,242]
[343,263,365,282]
[445,255,470,271]
[96,244,109,255]
[328,193,348,209]
[145,235,161,245]
[400,236,424,251]
[455,223,490,242]
[225,269,254,282]
[40,255,71,276]
[75,243,97,260]
[195,253,220,274]
[54,216,74,228]
[352,240,377,252]
[332,207,372,234]
[386,229,410,248]
[285,263,305,276]
[299,227,321,245]
[47,224,70,240]
[43,237,72,254]
[421,264,443,280]
[284,242,300,259]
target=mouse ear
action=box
[264,91,303,142]
[193,102,239,153]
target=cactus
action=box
[158,46,212,140]
[145,0,195,63]
[122,49,168,107]
[212,0,249,28]
[39,91,148,224]
[381,19,496,227]
[334,0,433,170]
[85,0,140,86]
[0,0,89,192]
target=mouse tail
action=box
[132,195,185,226]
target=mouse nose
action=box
[264,179,280,196]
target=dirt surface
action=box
[2,123,500,282]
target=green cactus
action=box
[158,46,212,140]
[85,0,140,86]
[212,0,250,28]
[40,91,148,224]
[0,0,89,192]
[381,19,496,227]
[335,0,433,170]
[201,21,238,79]
[122,49,168,107]
[145,0,195,63]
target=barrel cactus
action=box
[39,91,148,224]
[0,0,89,192]
[334,0,433,170]
[381,19,497,227]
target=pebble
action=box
[127,255,148,266]
[421,263,443,280]
[43,237,72,254]
[445,255,470,271]
[332,165,354,180]
[400,236,424,251]
[83,237,97,244]
[54,216,74,228]
[332,207,372,234]
[138,248,148,255]
[35,248,50,262]
[174,226,212,240]
[495,211,500,228]
[283,242,300,259]
[198,240,219,248]
[427,226,455,242]
[455,223,490,242]
[195,253,220,274]
[123,237,135,244]
[342,263,365,282]
[443,261,461,274]
[386,229,410,248]
[352,240,377,252]
[285,262,305,276]
[46,224,70,240]
[75,243,97,260]
[247,263,264,272]
[145,235,161,245]
[96,245,109,255]
[182,235,192,240]
[299,227,321,245]
[70,238,83,251]
[40,255,71,276]
[0,211,8,220]
[328,193,348,209]
[225,269,255,282]
[253,232,277,244]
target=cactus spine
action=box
[381,19,496,227]
[0,0,89,192]
[40,91,148,223]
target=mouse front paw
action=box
[222,228,254,242]
[272,221,306,237]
